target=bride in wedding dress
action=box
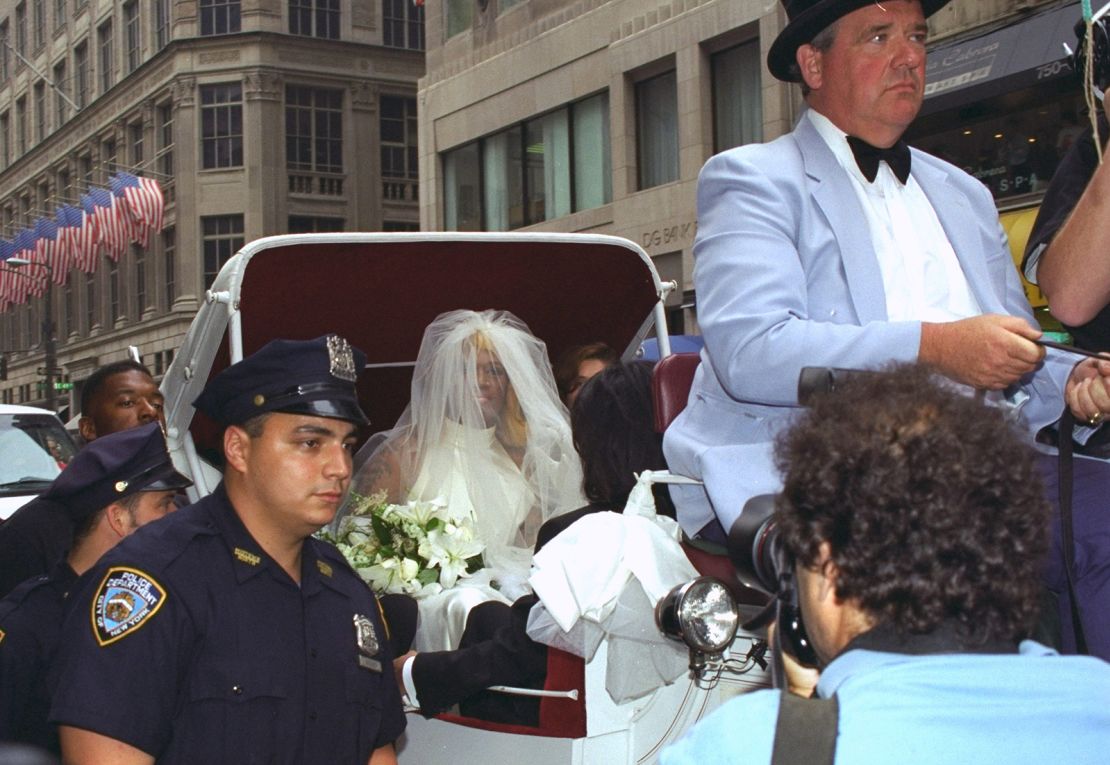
[345,309,585,649]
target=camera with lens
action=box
[655,368,866,680]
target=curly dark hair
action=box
[775,363,1049,644]
[571,361,674,516]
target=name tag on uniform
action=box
[353,614,382,673]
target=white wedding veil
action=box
[345,309,586,573]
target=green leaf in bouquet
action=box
[416,568,438,586]
[425,517,441,532]
[465,554,484,574]
[371,514,394,545]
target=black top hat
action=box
[42,422,192,521]
[193,334,369,427]
[767,0,953,83]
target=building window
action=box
[134,244,146,315]
[380,95,416,179]
[31,0,43,49]
[572,92,611,212]
[98,20,114,94]
[288,215,344,233]
[199,0,240,36]
[200,83,243,169]
[15,96,26,155]
[635,70,678,190]
[102,137,117,179]
[108,257,120,324]
[445,0,470,38]
[383,0,423,50]
[15,3,26,58]
[85,271,96,331]
[1,21,9,81]
[155,0,170,49]
[285,86,342,173]
[712,39,762,153]
[442,93,611,231]
[53,0,64,31]
[0,112,8,169]
[57,167,70,203]
[79,153,92,185]
[162,226,175,306]
[33,80,45,142]
[74,42,88,108]
[53,60,67,128]
[63,277,74,336]
[289,0,338,39]
[124,1,140,72]
[127,123,143,173]
[158,103,174,200]
[202,214,243,288]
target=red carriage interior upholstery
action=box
[652,353,701,433]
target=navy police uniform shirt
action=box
[50,484,405,763]
[0,561,78,753]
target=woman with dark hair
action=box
[552,342,619,407]
[538,360,674,548]
[393,360,673,726]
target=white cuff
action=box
[401,654,420,710]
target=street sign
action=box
[53,381,74,391]
[37,367,65,376]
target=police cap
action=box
[193,334,369,427]
[42,422,193,521]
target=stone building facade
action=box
[0,0,424,413]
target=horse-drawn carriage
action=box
[158,232,771,764]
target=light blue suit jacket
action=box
[664,112,1077,536]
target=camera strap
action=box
[770,691,839,765]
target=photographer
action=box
[663,364,1110,765]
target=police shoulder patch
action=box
[91,566,167,647]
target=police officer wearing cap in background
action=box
[0,360,166,600]
[49,335,406,765]
[0,422,191,755]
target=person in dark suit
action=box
[393,361,673,725]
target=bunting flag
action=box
[0,175,168,307]
[76,195,102,272]
[88,187,127,261]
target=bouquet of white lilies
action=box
[319,491,486,598]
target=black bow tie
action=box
[846,135,911,184]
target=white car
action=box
[0,404,78,521]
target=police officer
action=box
[0,422,191,755]
[50,335,405,765]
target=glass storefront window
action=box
[908,87,1087,204]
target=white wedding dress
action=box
[408,420,539,651]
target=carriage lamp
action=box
[655,576,740,677]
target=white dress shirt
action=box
[808,109,983,323]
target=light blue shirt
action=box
[662,641,1110,765]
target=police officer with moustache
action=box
[49,335,405,765]
[0,422,191,755]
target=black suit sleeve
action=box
[410,595,547,721]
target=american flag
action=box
[111,172,165,247]
[57,205,85,274]
[76,195,102,272]
[34,217,67,284]
[88,187,127,261]
[11,229,39,303]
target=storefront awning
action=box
[922,1,1080,115]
